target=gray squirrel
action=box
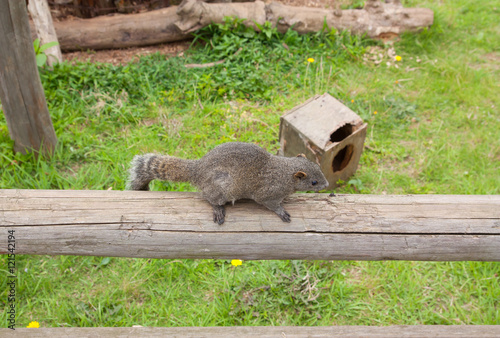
[127,142,328,224]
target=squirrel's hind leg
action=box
[211,205,226,225]
[201,183,229,225]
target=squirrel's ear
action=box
[294,171,307,180]
[296,153,306,158]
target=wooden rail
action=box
[2,325,500,337]
[1,189,499,261]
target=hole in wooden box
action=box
[332,144,354,172]
[330,124,353,143]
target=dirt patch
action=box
[484,52,500,62]
[64,41,192,65]
[469,52,500,71]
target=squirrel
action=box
[127,142,329,224]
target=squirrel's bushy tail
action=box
[126,154,196,190]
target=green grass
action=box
[1,0,500,328]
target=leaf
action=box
[254,21,264,32]
[36,54,47,67]
[99,257,111,266]
[38,41,59,54]
[33,38,40,53]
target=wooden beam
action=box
[2,325,500,337]
[1,190,499,261]
[0,0,57,155]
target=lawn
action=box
[1,0,499,328]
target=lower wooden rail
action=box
[2,325,500,337]
[1,189,499,261]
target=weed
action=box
[33,38,59,68]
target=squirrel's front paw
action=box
[212,205,226,225]
[278,210,291,223]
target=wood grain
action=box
[2,325,500,337]
[1,190,499,261]
[0,0,57,155]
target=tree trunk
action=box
[28,0,63,67]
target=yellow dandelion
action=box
[351,99,354,103]
[27,321,40,328]
[231,259,243,267]
[373,111,378,115]
[395,55,402,62]
[307,58,315,63]
[395,80,399,84]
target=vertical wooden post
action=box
[0,0,57,155]
[28,0,63,67]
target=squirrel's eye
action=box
[312,181,318,186]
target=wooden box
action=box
[279,93,368,189]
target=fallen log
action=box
[54,7,190,51]
[53,0,433,51]
[266,0,434,36]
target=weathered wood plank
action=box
[0,0,57,155]
[1,190,499,261]
[1,190,498,233]
[2,325,500,337]
[6,225,500,261]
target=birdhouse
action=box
[279,93,368,189]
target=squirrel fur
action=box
[127,142,328,224]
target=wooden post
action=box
[0,0,57,155]
[27,0,63,67]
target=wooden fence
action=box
[1,189,499,336]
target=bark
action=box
[267,0,434,37]
[52,0,433,51]
[55,7,190,51]
[175,0,266,33]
